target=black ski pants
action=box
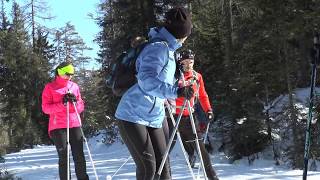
[118,120,171,180]
[50,127,89,180]
[166,115,219,180]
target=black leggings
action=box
[50,127,89,180]
[118,120,171,180]
[166,116,218,180]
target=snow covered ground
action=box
[2,134,320,180]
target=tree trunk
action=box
[1,0,5,29]
[264,85,272,142]
[284,41,301,168]
[223,0,233,66]
[31,0,35,49]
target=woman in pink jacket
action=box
[42,61,89,180]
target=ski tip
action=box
[106,175,112,180]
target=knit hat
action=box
[164,7,192,39]
[177,49,195,63]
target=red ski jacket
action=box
[175,70,212,116]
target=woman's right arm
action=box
[137,43,178,99]
[42,84,66,114]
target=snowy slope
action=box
[2,134,320,180]
[2,88,320,180]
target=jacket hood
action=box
[148,27,182,51]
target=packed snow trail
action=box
[2,138,320,180]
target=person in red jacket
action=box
[167,49,218,180]
[42,61,89,180]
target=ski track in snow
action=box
[2,139,320,180]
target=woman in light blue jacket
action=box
[115,7,194,180]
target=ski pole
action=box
[303,33,320,180]
[110,156,131,179]
[154,99,188,180]
[180,70,208,180]
[72,102,99,180]
[186,98,208,180]
[67,102,70,180]
[197,122,211,179]
[165,102,197,180]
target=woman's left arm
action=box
[198,74,212,112]
[74,84,84,113]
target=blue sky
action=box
[45,0,100,69]
[10,0,101,69]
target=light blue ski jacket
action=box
[115,27,182,128]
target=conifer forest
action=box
[1,0,320,173]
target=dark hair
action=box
[55,61,72,76]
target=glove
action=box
[174,62,183,79]
[206,111,214,123]
[63,93,77,105]
[199,122,207,133]
[177,86,194,100]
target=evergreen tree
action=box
[30,28,55,144]
[53,22,91,66]
[95,0,159,127]
[0,2,34,150]
[0,2,52,152]
[23,0,54,49]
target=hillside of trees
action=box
[1,0,320,170]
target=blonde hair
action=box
[177,36,188,44]
[130,36,146,48]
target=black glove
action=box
[177,86,194,100]
[174,62,182,79]
[206,111,214,122]
[63,93,77,105]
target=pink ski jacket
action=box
[42,76,84,136]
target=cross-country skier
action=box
[42,61,89,180]
[115,7,194,180]
[167,49,219,180]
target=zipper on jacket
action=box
[148,97,157,113]
[53,115,56,125]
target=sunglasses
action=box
[65,73,74,77]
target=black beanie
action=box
[177,49,195,63]
[164,7,192,39]
[180,49,194,59]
